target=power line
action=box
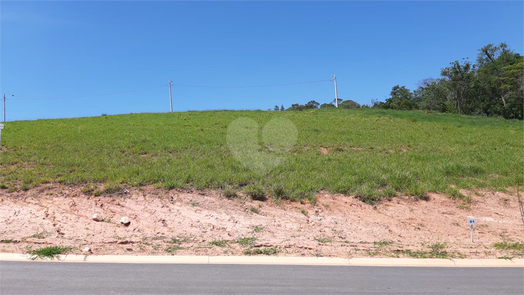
[5,78,333,101]
[171,79,332,88]
[7,85,168,101]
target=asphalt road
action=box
[1,261,523,294]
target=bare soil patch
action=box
[0,185,522,259]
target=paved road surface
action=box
[1,261,523,294]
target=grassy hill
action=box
[0,109,522,204]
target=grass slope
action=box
[1,109,522,203]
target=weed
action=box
[236,237,257,246]
[244,247,278,255]
[170,236,190,244]
[0,183,7,189]
[313,252,324,257]
[428,242,449,258]
[253,226,264,233]
[209,240,228,247]
[249,206,260,214]
[30,232,48,239]
[494,242,524,251]
[374,240,392,247]
[27,246,72,260]
[300,209,307,216]
[165,245,183,254]
[0,239,13,243]
[190,200,199,207]
[314,237,331,243]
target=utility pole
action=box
[168,79,173,113]
[333,75,339,108]
[3,94,6,122]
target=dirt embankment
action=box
[1,185,523,259]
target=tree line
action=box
[276,43,523,120]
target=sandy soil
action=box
[0,185,523,258]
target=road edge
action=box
[1,253,523,267]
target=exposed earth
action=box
[1,185,523,259]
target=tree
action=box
[383,85,416,110]
[304,100,320,109]
[371,99,383,108]
[416,78,449,112]
[339,100,360,109]
[274,105,279,111]
[475,43,522,118]
[280,105,284,111]
[288,103,305,111]
[440,59,476,114]
[320,103,335,108]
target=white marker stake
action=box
[468,217,476,243]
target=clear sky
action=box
[1,1,523,122]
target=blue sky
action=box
[1,1,523,121]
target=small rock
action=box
[82,247,91,253]
[120,216,131,226]
[92,214,103,222]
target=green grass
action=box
[209,240,228,247]
[395,242,453,259]
[27,246,72,260]
[165,245,184,254]
[235,237,257,246]
[314,237,331,243]
[373,240,392,247]
[1,109,522,204]
[169,236,190,244]
[494,242,524,251]
[244,247,278,255]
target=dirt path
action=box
[1,185,522,259]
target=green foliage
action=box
[320,103,335,108]
[383,85,417,111]
[253,226,264,233]
[374,43,523,119]
[304,100,320,109]
[27,246,72,260]
[339,99,361,109]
